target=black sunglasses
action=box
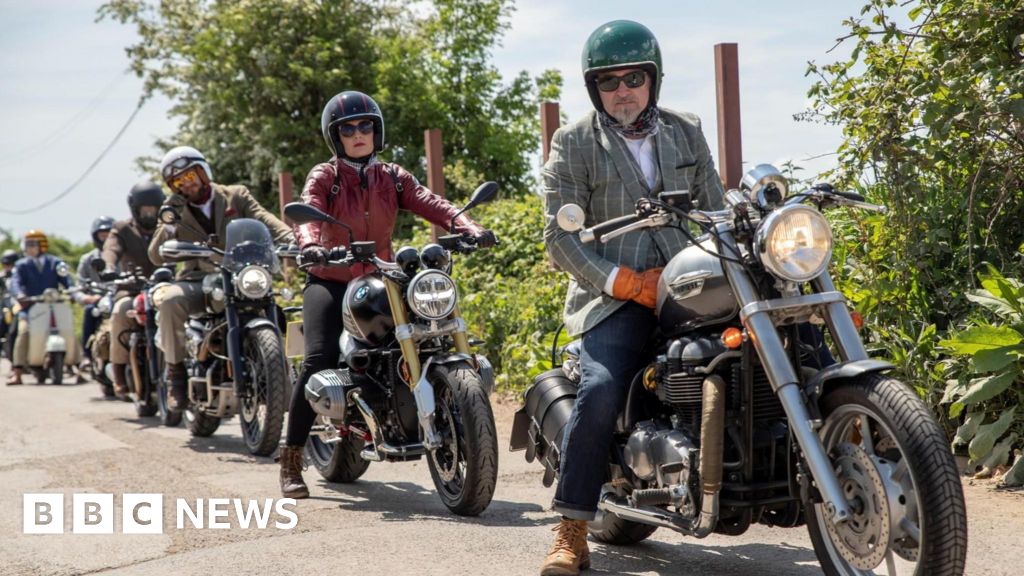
[595,70,647,92]
[338,120,375,138]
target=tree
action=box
[99,0,561,206]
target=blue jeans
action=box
[81,304,98,360]
[553,302,657,520]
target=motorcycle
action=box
[20,263,79,385]
[157,212,296,456]
[282,181,500,517]
[510,165,967,575]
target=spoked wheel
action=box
[425,361,497,516]
[807,373,967,576]
[306,415,370,482]
[239,327,287,456]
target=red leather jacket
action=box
[294,158,484,283]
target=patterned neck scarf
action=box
[598,105,660,139]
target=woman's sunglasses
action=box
[595,70,647,93]
[338,120,375,138]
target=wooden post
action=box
[714,43,743,190]
[425,128,445,241]
[540,102,560,164]
[278,171,294,224]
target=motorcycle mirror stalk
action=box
[283,202,355,246]
[447,181,499,234]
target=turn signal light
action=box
[721,327,744,350]
[851,311,864,330]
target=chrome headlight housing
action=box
[235,265,273,299]
[406,270,458,321]
[755,205,833,282]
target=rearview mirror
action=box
[556,204,585,232]
[284,202,332,225]
[159,205,181,225]
[464,181,499,211]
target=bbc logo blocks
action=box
[24,494,163,534]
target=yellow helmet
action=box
[22,229,49,253]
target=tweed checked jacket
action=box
[148,183,293,280]
[543,108,725,337]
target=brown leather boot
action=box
[166,362,188,412]
[6,367,23,386]
[277,445,310,499]
[112,363,131,402]
[540,518,591,575]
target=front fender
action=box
[804,359,895,404]
[243,316,280,335]
[429,352,494,395]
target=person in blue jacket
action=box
[6,230,72,385]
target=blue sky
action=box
[0,0,867,240]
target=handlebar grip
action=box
[581,213,640,244]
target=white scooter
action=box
[21,264,79,385]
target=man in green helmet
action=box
[541,20,725,575]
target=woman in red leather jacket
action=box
[278,91,495,498]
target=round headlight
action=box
[235,265,272,299]
[406,270,458,320]
[755,205,833,282]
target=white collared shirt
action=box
[604,133,658,295]
[191,196,214,219]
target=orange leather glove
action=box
[611,267,663,309]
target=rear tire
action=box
[185,408,221,437]
[426,361,498,516]
[307,423,371,483]
[588,509,658,545]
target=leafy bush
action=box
[940,266,1024,485]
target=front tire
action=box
[47,352,64,385]
[131,355,157,418]
[239,327,288,456]
[426,361,498,516]
[806,373,967,576]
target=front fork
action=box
[383,278,473,450]
[719,227,855,524]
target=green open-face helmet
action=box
[581,20,662,112]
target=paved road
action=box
[0,360,1020,575]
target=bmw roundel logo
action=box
[354,286,369,301]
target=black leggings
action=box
[285,276,347,447]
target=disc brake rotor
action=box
[872,436,919,562]
[825,442,892,570]
[430,397,460,483]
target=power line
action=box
[0,71,129,166]
[0,98,146,215]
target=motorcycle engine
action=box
[623,419,698,489]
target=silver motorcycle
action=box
[511,165,967,575]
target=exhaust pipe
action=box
[350,391,426,461]
[596,374,725,539]
[695,374,725,537]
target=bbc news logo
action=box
[24,494,298,534]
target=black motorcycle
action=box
[282,182,499,516]
[511,165,967,575]
[157,213,295,456]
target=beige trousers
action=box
[109,296,135,365]
[151,281,205,364]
